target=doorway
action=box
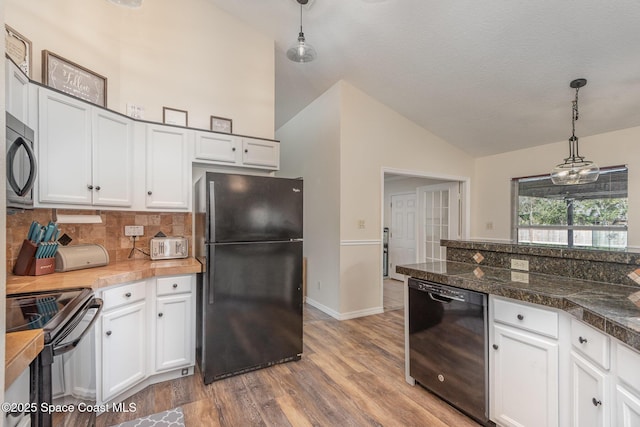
[382,169,469,308]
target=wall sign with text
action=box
[42,50,107,107]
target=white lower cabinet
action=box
[97,274,195,405]
[571,351,609,427]
[491,323,559,427]
[155,275,194,371]
[615,385,640,427]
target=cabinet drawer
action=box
[617,342,640,394]
[102,281,146,310]
[493,297,558,338]
[157,275,193,296]
[571,318,610,369]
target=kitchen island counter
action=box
[398,261,640,351]
[6,257,202,295]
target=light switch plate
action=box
[511,259,529,271]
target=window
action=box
[512,166,628,249]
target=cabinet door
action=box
[155,293,194,371]
[38,88,93,205]
[616,385,640,427]
[5,59,30,122]
[145,125,190,209]
[241,138,280,169]
[101,301,146,402]
[194,131,240,164]
[571,352,609,427]
[491,323,559,427]
[92,109,134,206]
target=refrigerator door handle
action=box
[208,245,215,304]
[209,181,216,243]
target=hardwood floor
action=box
[383,278,404,311]
[98,304,480,427]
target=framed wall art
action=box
[210,116,232,134]
[42,50,107,107]
[5,25,32,77]
[163,107,189,126]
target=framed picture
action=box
[210,115,233,134]
[42,50,107,107]
[5,25,32,77]
[163,107,188,126]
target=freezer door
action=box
[201,240,303,383]
[207,172,303,242]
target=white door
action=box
[389,193,416,280]
[571,352,608,427]
[417,182,460,262]
[155,293,193,371]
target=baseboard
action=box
[305,298,384,320]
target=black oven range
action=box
[6,288,103,427]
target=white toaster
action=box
[150,237,189,260]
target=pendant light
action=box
[286,0,317,63]
[550,78,600,185]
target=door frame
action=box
[380,167,471,306]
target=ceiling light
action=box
[550,78,600,185]
[286,0,317,63]
[108,0,143,8]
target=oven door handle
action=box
[53,297,103,356]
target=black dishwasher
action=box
[408,278,490,425]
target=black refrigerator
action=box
[194,172,303,384]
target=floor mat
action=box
[110,407,185,427]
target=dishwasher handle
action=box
[429,292,457,303]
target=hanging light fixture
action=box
[550,78,600,185]
[286,0,317,63]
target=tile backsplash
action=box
[6,209,192,273]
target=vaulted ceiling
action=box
[210,0,640,157]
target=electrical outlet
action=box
[511,259,529,271]
[511,271,530,283]
[124,225,144,237]
[358,219,365,229]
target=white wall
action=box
[472,126,640,247]
[4,0,275,139]
[278,80,475,318]
[276,84,342,315]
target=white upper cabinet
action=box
[241,137,280,169]
[5,58,30,123]
[37,88,134,207]
[145,124,191,210]
[193,131,279,170]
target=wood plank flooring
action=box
[98,304,480,427]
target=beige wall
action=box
[472,126,640,247]
[278,80,475,318]
[5,0,275,139]
[276,84,342,315]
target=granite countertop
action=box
[6,257,203,295]
[5,258,203,383]
[397,261,640,352]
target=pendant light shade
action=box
[287,0,317,63]
[550,79,600,185]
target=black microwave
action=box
[6,112,37,211]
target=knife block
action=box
[13,240,55,276]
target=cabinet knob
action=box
[95,185,101,191]
[492,344,499,350]
[147,191,153,196]
[173,283,178,288]
[517,314,524,321]
[232,147,236,152]
[106,330,112,336]
[87,185,94,190]
[592,398,602,407]
[158,312,163,318]
[125,292,132,298]
[579,336,588,344]
[244,149,248,153]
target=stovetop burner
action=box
[6,288,93,342]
